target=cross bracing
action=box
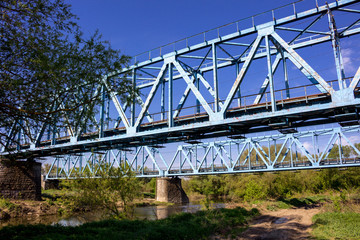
[3,0,360,159]
[45,126,360,179]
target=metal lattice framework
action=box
[3,0,360,163]
[46,126,360,178]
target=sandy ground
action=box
[237,207,319,240]
[211,206,320,240]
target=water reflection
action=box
[0,202,226,228]
[134,203,225,220]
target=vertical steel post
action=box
[99,84,105,138]
[168,62,174,127]
[248,142,251,169]
[236,62,241,107]
[338,133,343,164]
[205,147,207,169]
[161,72,166,120]
[180,148,183,173]
[135,147,138,172]
[290,142,293,167]
[327,8,346,89]
[265,35,277,112]
[196,72,200,114]
[212,43,219,112]
[106,94,110,129]
[211,145,214,172]
[274,140,277,157]
[131,69,136,127]
[195,146,198,169]
[268,139,271,161]
[283,53,290,99]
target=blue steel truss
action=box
[3,0,360,160]
[46,126,360,178]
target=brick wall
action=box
[0,160,42,200]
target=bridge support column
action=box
[0,160,42,200]
[41,175,59,190]
[156,177,189,204]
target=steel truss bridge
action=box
[47,126,360,179]
[3,0,360,178]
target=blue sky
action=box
[66,0,360,150]
[68,0,321,57]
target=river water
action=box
[0,203,225,228]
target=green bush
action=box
[185,167,360,202]
[244,180,267,201]
[60,163,142,219]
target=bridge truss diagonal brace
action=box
[143,146,162,172]
[221,35,263,115]
[103,77,130,129]
[173,73,223,119]
[318,128,360,163]
[195,146,211,172]
[245,139,271,169]
[232,142,249,168]
[270,31,334,94]
[349,66,360,90]
[114,96,154,129]
[130,63,169,133]
[180,147,196,172]
[254,53,283,105]
[167,145,196,174]
[272,136,292,168]
[172,60,215,120]
[220,35,263,117]
[208,143,230,171]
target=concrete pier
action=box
[0,160,42,200]
[156,177,189,204]
[41,175,60,190]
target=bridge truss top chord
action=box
[3,0,360,160]
[46,126,360,179]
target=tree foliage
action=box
[184,168,360,201]
[0,0,133,149]
[63,163,141,219]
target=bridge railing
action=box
[131,0,343,65]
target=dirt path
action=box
[237,207,320,240]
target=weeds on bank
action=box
[312,212,360,239]
[0,198,17,212]
[310,191,360,239]
[0,207,259,240]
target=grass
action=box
[312,212,360,240]
[143,192,155,199]
[0,198,17,211]
[265,195,329,211]
[0,207,259,240]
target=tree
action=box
[66,163,141,219]
[0,0,133,151]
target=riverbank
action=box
[1,193,360,239]
[0,188,161,225]
[225,194,360,239]
[0,207,259,240]
[0,198,58,222]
